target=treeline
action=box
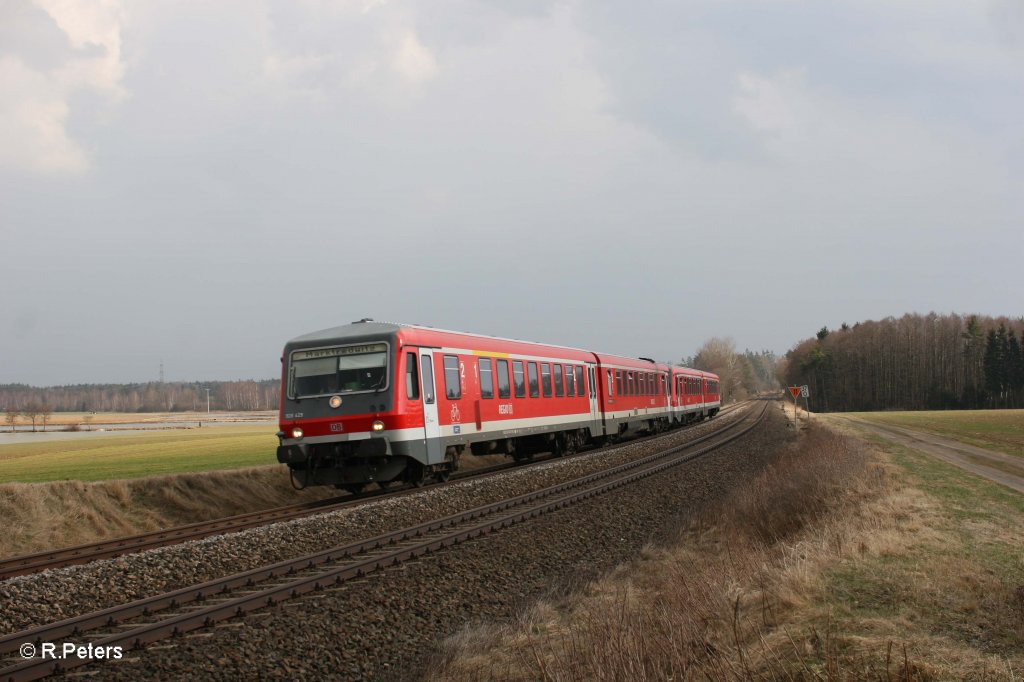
[0,380,281,413]
[684,339,779,402]
[780,313,1024,411]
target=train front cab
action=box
[276,329,450,491]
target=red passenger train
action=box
[276,320,720,491]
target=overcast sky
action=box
[2,0,1021,385]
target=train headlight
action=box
[372,420,384,432]
[291,427,304,439]
[329,395,342,409]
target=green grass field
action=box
[0,426,279,483]
[846,408,1024,458]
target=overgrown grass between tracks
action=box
[427,418,1024,680]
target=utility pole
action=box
[205,388,211,414]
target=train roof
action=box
[284,320,714,378]
[287,320,602,356]
[286,320,403,345]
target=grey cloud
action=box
[0,0,1020,384]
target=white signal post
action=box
[789,386,801,425]
[800,385,810,417]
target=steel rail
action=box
[0,403,763,682]
[0,404,742,580]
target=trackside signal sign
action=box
[789,386,801,398]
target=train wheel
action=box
[342,483,366,495]
[564,432,579,456]
[407,461,428,487]
[435,468,451,483]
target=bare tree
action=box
[22,402,41,432]
[693,337,745,401]
[39,403,53,432]
[4,406,18,433]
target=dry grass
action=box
[0,466,333,559]
[427,421,1024,681]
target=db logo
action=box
[330,423,344,432]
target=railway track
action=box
[0,465,506,581]
[0,405,743,581]
[0,402,765,682]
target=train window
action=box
[564,364,575,396]
[513,360,526,398]
[443,355,461,399]
[575,366,585,397]
[421,354,435,404]
[628,372,635,396]
[607,370,614,396]
[541,363,552,397]
[615,370,622,396]
[528,362,540,397]
[638,373,645,396]
[291,344,389,397]
[497,359,511,399]
[479,358,493,399]
[554,364,564,397]
[650,373,655,395]
[406,353,419,400]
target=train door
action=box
[586,363,601,437]
[417,349,443,463]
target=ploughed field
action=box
[0,404,782,681]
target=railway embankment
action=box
[429,415,1024,680]
[0,466,335,560]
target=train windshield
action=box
[289,343,390,398]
